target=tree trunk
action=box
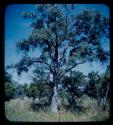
[51,85,58,113]
[103,85,110,111]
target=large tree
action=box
[13,4,109,113]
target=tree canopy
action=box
[10,4,109,113]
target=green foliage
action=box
[5,71,16,101]
[15,5,109,78]
[62,71,86,93]
[59,71,87,111]
[26,80,52,102]
[5,71,12,83]
[92,67,110,99]
[9,4,110,113]
[5,82,16,101]
[87,68,110,111]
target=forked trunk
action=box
[51,85,58,113]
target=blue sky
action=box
[5,4,110,84]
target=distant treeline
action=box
[5,65,110,112]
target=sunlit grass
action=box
[5,98,109,122]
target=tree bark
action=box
[103,84,110,111]
[51,84,58,113]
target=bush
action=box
[31,97,50,111]
[5,82,16,101]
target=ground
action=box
[5,97,109,122]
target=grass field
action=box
[5,97,110,122]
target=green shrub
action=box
[5,82,16,101]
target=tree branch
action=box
[16,57,54,75]
[60,20,79,43]
[35,60,49,66]
[59,60,86,81]
[59,42,82,67]
[34,60,54,74]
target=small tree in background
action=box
[100,65,110,111]
[26,80,52,103]
[84,67,110,111]
[5,71,16,101]
[11,4,109,113]
[60,71,86,111]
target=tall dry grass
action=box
[5,96,109,122]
